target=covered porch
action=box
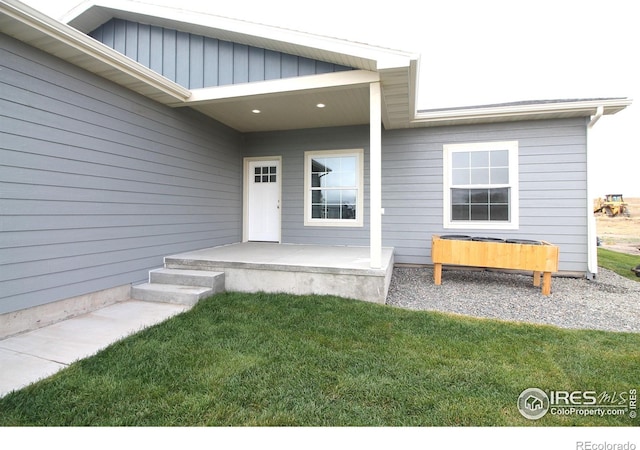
[135,243,395,304]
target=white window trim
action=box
[443,140,519,230]
[304,148,364,227]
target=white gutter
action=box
[412,98,631,126]
[585,105,605,279]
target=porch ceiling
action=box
[165,64,417,132]
[169,70,381,132]
[187,84,371,133]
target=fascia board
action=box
[172,70,380,106]
[1,0,191,101]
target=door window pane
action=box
[254,165,277,183]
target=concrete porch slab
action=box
[164,243,395,304]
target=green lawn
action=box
[1,292,638,426]
[598,247,640,281]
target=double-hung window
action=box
[443,141,519,229]
[304,149,364,227]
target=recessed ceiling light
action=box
[316,103,326,108]
[252,109,261,114]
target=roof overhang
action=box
[0,0,192,103]
[2,0,630,133]
[60,0,420,132]
[411,98,632,128]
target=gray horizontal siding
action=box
[245,126,371,247]
[0,33,243,314]
[381,119,590,271]
[89,19,352,89]
[245,118,590,273]
[1,30,593,318]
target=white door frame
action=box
[243,156,282,242]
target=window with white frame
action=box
[443,141,519,229]
[304,149,364,227]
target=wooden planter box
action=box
[431,235,559,295]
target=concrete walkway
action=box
[0,300,189,398]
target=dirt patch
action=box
[595,197,640,256]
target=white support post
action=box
[370,82,382,269]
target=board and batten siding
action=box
[245,118,590,273]
[0,34,243,315]
[89,19,353,90]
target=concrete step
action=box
[150,268,225,290]
[131,283,213,306]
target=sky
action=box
[22,0,640,197]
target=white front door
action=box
[245,158,281,242]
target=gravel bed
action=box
[386,267,640,333]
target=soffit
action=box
[188,85,371,133]
[172,70,378,132]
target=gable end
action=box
[89,18,354,90]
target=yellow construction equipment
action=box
[594,194,631,217]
